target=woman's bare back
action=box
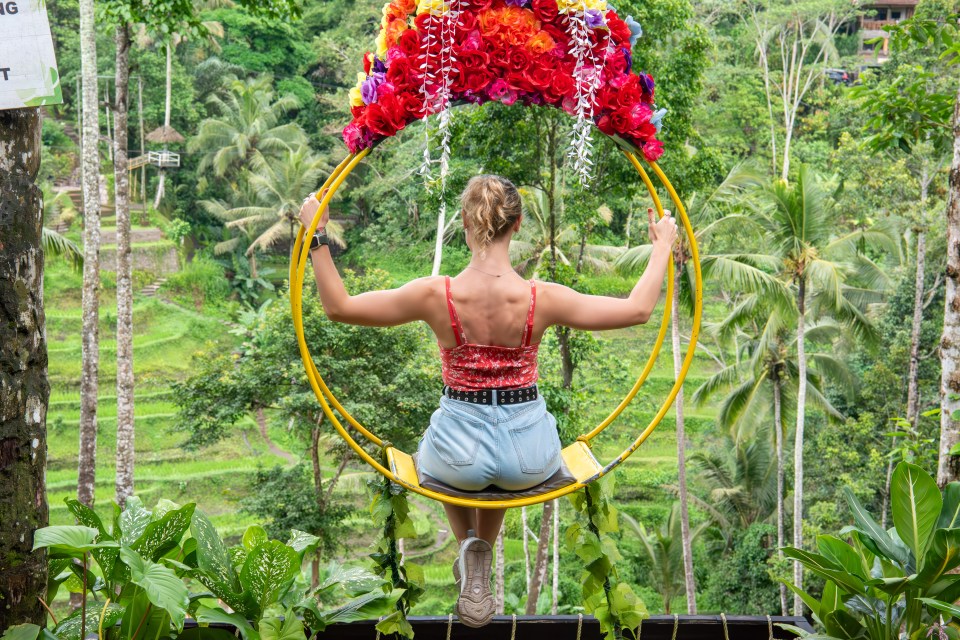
[435,272,537,349]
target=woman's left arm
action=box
[299,193,432,327]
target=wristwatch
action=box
[309,229,329,250]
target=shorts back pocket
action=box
[429,408,484,466]
[507,408,560,475]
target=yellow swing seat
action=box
[386,440,603,503]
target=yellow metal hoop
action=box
[288,144,702,509]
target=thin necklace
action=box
[466,265,514,278]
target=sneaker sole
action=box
[456,539,495,628]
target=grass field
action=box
[43,239,726,615]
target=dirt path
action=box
[405,497,453,559]
[255,408,296,463]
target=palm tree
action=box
[201,145,344,273]
[689,434,779,542]
[77,0,101,510]
[617,164,786,614]
[510,186,621,277]
[622,504,708,614]
[693,300,852,614]
[189,76,308,179]
[747,165,897,613]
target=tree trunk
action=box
[78,0,102,508]
[793,275,807,615]
[522,506,531,591]
[114,23,135,507]
[495,527,505,614]
[311,426,323,504]
[323,452,350,507]
[939,80,960,487]
[138,77,146,206]
[153,41,173,209]
[0,107,50,630]
[551,499,559,615]
[773,374,787,616]
[670,260,697,614]
[526,500,555,614]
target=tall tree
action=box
[750,166,894,613]
[619,163,779,612]
[744,0,857,179]
[78,0,102,508]
[849,11,960,485]
[113,17,135,506]
[0,107,50,629]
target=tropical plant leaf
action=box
[120,546,190,631]
[938,482,960,529]
[286,530,320,557]
[783,580,821,618]
[0,625,41,640]
[913,527,960,588]
[191,510,240,593]
[782,547,865,595]
[131,503,195,562]
[918,597,960,621]
[195,605,260,640]
[821,610,866,640]
[891,462,942,561]
[33,526,117,557]
[318,564,385,597]
[260,611,304,640]
[63,499,119,575]
[240,540,300,611]
[843,487,910,567]
[118,497,153,544]
[817,535,867,580]
[242,525,269,551]
[53,603,125,640]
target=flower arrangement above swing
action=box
[289,0,703,509]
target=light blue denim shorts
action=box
[416,394,563,492]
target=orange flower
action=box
[384,16,408,48]
[526,30,555,54]
[478,8,502,35]
[395,0,416,13]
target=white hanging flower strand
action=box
[565,0,611,186]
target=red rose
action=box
[629,120,657,141]
[531,0,558,23]
[397,29,421,57]
[398,92,425,120]
[524,61,553,90]
[606,12,630,44]
[366,94,407,137]
[457,11,478,33]
[463,68,494,93]
[545,72,573,103]
[363,52,373,75]
[343,122,367,152]
[542,23,568,46]
[506,47,533,71]
[414,12,433,31]
[613,74,641,109]
[642,139,664,162]
[351,104,365,119]
[386,56,414,87]
[506,70,534,93]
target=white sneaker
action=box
[455,529,495,628]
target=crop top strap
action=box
[521,279,537,347]
[445,276,467,347]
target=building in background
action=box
[859,1,919,61]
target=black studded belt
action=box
[443,384,539,405]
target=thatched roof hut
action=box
[146,125,184,145]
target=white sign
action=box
[0,0,62,110]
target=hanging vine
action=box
[369,456,425,639]
[566,474,647,639]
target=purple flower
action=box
[505,0,531,6]
[621,47,633,71]
[360,72,386,105]
[585,9,605,28]
[372,56,387,74]
[639,72,655,95]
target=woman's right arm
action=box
[540,208,677,331]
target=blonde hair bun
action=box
[460,174,522,255]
